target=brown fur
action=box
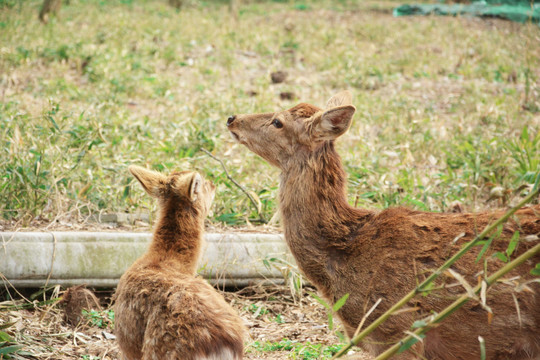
[227,91,540,359]
[114,166,245,360]
[60,285,101,327]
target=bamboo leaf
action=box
[476,238,493,263]
[0,344,24,355]
[308,292,331,311]
[531,263,540,276]
[396,334,425,354]
[332,293,350,312]
[0,331,13,342]
[506,231,520,258]
[411,320,427,329]
[492,252,508,263]
[533,171,540,191]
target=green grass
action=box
[0,0,539,226]
[247,338,345,359]
[81,308,115,329]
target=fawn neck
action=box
[279,142,372,289]
[150,199,204,274]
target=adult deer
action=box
[227,91,540,359]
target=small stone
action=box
[280,92,295,100]
[271,71,287,84]
[102,331,116,340]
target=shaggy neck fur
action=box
[279,142,373,291]
[150,197,203,275]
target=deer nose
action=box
[227,115,236,127]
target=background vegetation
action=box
[1,0,539,227]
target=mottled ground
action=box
[0,284,369,360]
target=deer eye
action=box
[272,118,283,128]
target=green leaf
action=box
[0,344,24,355]
[418,280,436,296]
[493,252,508,263]
[531,263,540,276]
[328,313,334,330]
[47,115,59,131]
[335,331,347,343]
[332,293,350,312]
[0,331,12,342]
[397,334,425,354]
[407,198,428,211]
[533,171,540,191]
[476,237,493,263]
[308,292,331,310]
[411,320,428,329]
[495,224,503,238]
[506,231,520,258]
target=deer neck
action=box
[279,142,372,288]
[149,200,204,275]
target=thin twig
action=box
[353,298,382,338]
[201,148,266,223]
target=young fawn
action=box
[114,166,245,360]
[227,91,540,359]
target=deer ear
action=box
[326,90,353,109]
[189,173,203,202]
[129,165,167,198]
[313,105,355,141]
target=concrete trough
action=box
[0,231,293,288]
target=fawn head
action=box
[128,165,216,216]
[227,91,356,168]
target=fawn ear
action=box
[129,165,167,198]
[326,90,353,109]
[313,105,355,141]
[188,173,203,202]
[169,172,202,201]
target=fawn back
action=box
[114,166,245,360]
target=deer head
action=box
[128,165,216,216]
[227,91,356,169]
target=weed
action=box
[247,338,345,359]
[309,292,349,342]
[81,309,114,329]
[245,303,269,318]
[0,322,32,359]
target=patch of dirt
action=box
[0,284,370,360]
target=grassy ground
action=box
[1,0,539,228]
